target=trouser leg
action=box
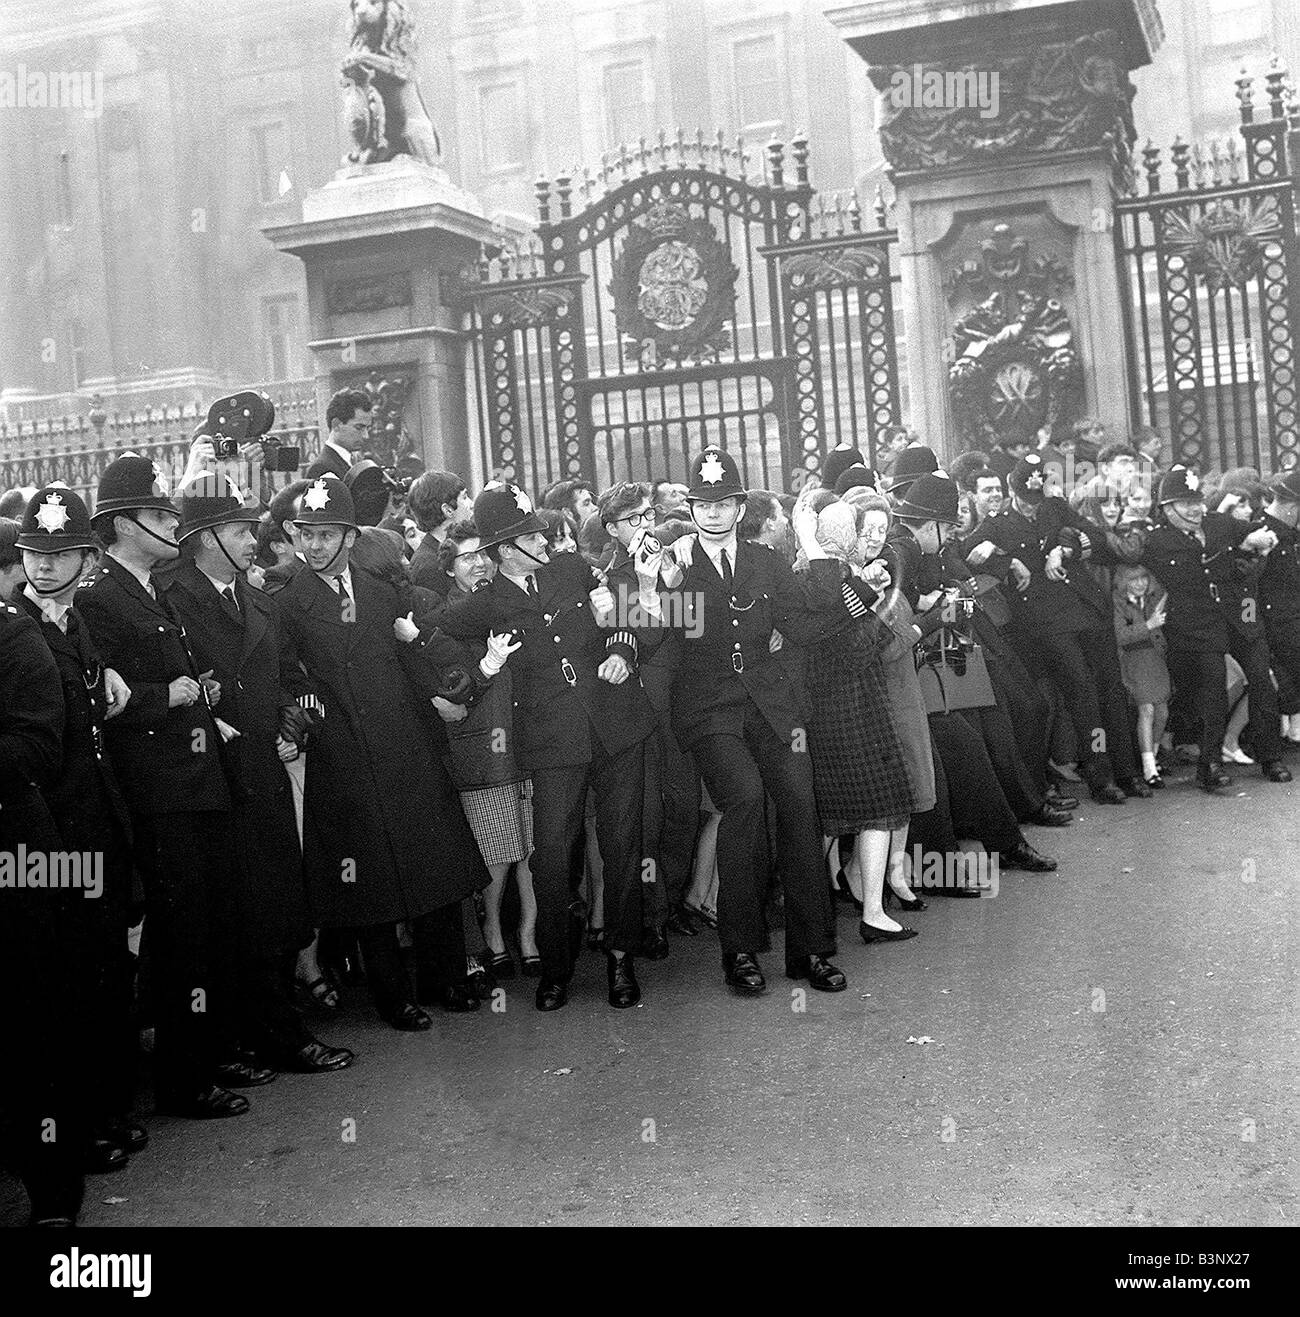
[591,738,648,955]
[529,766,593,983]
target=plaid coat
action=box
[799,560,919,833]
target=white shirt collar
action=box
[324,438,353,463]
[315,565,353,595]
[24,583,71,631]
[109,552,155,598]
[701,531,739,572]
[199,566,238,599]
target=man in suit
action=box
[305,387,372,480]
[278,477,488,1029]
[165,474,355,1074]
[16,485,143,1171]
[655,447,854,997]
[76,456,251,1120]
[434,482,659,1012]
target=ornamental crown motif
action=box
[637,201,693,238]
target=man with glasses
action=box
[307,388,373,480]
[600,483,699,953]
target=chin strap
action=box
[313,535,350,579]
[690,505,742,536]
[129,514,181,554]
[23,551,95,597]
[509,543,549,568]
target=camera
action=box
[200,390,300,472]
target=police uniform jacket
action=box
[0,602,65,853]
[976,499,1116,635]
[434,550,657,771]
[77,557,231,815]
[605,542,678,714]
[163,560,310,949]
[1259,513,1300,637]
[1140,513,1253,654]
[18,594,133,901]
[277,563,488,926]
[662,541,867,748]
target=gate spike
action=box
[1141,139,1161,193]
[1209,137,1226,187]
[1171,136,1190,190]
[873,184,887,230]
[694,127,705,169]
[737,134,750,182]
[811,192,826,238]
[768,136,785,190]
[1235,66,1255,125]
[638,136,650,175]
[535,175,552,224]
[791,132,809,188]
[580,163,595,203]
[832,191,845,235]
[848,188,862,232]
[556,171,573,218]
[1223,134,1241,183]
[1266,53,1288,119]
[674,125,686,168]
[1190,141,1207,188]
[656,128,669,171]
[716,129,728,174]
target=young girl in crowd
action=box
[1112,563,1170,787]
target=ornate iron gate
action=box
[462,134,902,497]
[1115,63,1300,473]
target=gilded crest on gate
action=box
[609,202,737,366]
[1162,197,1282,293]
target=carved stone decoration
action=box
[326,271,413,315]
[878,30,1135,174]
[341,0,442,168]
[1162,197,1283,293]
[946,222,1081,448]
[332,366,417,466]
[784,245,889,290]
[479,284,575,327]
[609,202,738,365]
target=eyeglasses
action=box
[615,508,655,526]
[454,548,489,562]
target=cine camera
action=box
[203,390,300,472]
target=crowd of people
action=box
[4,385,1300,1228]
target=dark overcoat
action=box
[163,560,310,950]
[1141,513,1252,654]
[277,563,488,926]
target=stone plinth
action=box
[263,157,504,479]
[826,0,1164,459]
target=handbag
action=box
[916,631,997,715]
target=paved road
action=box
[4,767,1296,1227]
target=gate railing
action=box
[1115,57,1300,474]
[459,133,902,498]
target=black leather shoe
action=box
[520,955,542,978]
[641,929,670,960]
[438,984,480,1013]
[277,1042,354,1073]
[86,1134,128,1174]
[858,921,918,944]
[104,1117,147,1154]
[157,1084,250,1119]
[380,1001,433,1031]
[1046,790,1080,810]
[607,953,641,1008]
[1197,764,1232,793]
[722,951,766,996]
[1031,802,1074,827]
[787,953,848,991]
[466,965,496,1000]
[1002,840,1057,872]
[1091,783,1128,805]
[535,979,569,1012]
[1118,777,1154,798]
[666,908,699,937]
[883,884,927,911]
[213,1058,277,1087]
[932,882,983,898]
[1263,760,1293,782]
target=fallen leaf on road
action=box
[1121,867,1133,874]
[103,1197,128,1205]
[554,1067,573,1076]
[906,1035,935,1045]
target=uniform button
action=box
[732,618,739,626]
[733,641,741,650]
[553,635,560,643]
[146,730,154,736]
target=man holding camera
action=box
[434,482,660,1012]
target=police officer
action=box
[656,447,855,997]
[0,595,83,1223]
[277,477,488,1029]
[976,452,1143,803]
[77,455,252,1119]
[435,481,659,1011]
[1141,466,1287,792]
[165,473,355,1074]
[16,486,143,1169]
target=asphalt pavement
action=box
[3,763,1296,1227]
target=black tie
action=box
[337,576,352,621]
[525,574,539,601]
[221,584,239,614]
[720,549,733,589]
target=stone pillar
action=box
[262,158,503,477]
[826,0,1164,461]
